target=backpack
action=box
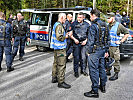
[95,22,108,46]
[0,21,6,40]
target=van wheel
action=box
[36,46,47,52]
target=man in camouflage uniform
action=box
[107,12,129,81]
[50,13,71,89]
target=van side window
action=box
[32,13,49,26]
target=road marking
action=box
[25,46,37,53]
[130,60,133,66]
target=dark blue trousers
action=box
[73,43,88,73]
[0,40,12,67]
[12,36,26,59]
[66,38,73,59]
[88,48,107,93]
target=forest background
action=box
[0,0,133,28]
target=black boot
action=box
[52,76,58,83]
[74,72,79,78]
[106,70,111,76]
[81,71,88,76]
[19,57,24,61]
[58,82,71,89]
[99,85,106,93]
[7,67,14,72]
[84,90,99,98]
[109,72,118,81]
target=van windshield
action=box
[31,13,49,26]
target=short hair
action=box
[58,13,66,19]
[9,13,12,18]
[17,13,22,16]
[0,12,5,19]
[67,14,72,17]
[78,12,84,16]
[90,9,100,17]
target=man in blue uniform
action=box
[64,14,73,62]
[12,13,30,61]
[50,13,71,89]
[70,12,90,78]
[84,9,110,98]
[0,12,14,72]
[121,11,130,28]
[115,10,122,23]
[7,14,13,24]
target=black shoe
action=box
[84,90,99,98]
[52,77,58,83]
[7,67,14,72]
[106,70,111,76]
[81,71,88,76]
[58,82,71,89]
[109,72,118,81]
[99,86,106,93]
[66,59,72,63]
[74,72,79,78]
[0,67,2,71]
[19,57,24,61]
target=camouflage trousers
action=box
[52,49,66,83]
[109,46,120,72]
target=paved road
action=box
[0,46,133,100]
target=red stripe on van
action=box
[30,30,48,34]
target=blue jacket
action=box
[87,18,110,54]
[115,14,122,23]
[0,19,12,46]
[121,15,130,28]
[71,20,90,42]
[64,20,72,32]
[13,19,27,37]
[0,19,13,39]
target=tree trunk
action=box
[67,0,70,8]
[109,2,111,12]
[62,0,65,8]
[82,0,86,6]
[74,0,78,6]
[127,0,130,16]
[93,0,96,9]
[130,0,133,28]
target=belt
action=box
[54,48,66,51]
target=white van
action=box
[29,7,91,51]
